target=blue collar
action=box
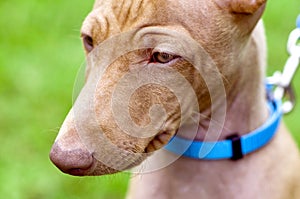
[164,93,282,160]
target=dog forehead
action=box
[92,0,200,12]
[82,0,221,42]
[91,0,219,25]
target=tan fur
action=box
[50,0,300,198]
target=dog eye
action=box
[82,34,94,53]
[151,52,177,64]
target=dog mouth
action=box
[51,130,176,177]
[86,153,149,176]
[63,154,120,176]
[145,130,175,153]
[67,167,93,176]
[83,131,174,176]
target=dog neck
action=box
[195,66,269,141]
[189,22,269,142]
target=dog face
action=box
[50,0,266,176]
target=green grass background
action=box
[0,1,299,198]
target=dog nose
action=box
[49,142,94,176]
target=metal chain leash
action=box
[267,15,300,114]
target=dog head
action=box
[50,0,266,176]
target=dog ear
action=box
[215,0,266,14]
[215,0,266,34]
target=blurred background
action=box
[0,0,299,198]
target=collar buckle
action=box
[226,134,244,161]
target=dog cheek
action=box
[127,85,181,153]
[129,84,181,124]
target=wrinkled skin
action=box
[50,0,300,198]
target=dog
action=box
[50,0,300,198]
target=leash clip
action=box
[267,26,300,114]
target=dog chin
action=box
[81,153,148,176]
